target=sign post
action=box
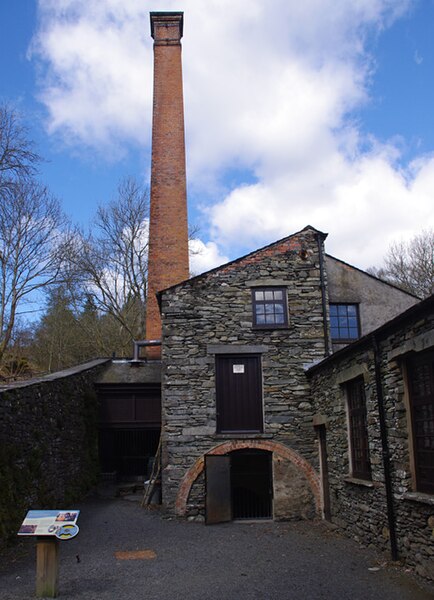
[36,537,59,598]
[18,510,80,598]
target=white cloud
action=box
[31,0,434,271]
[189,239,229,275]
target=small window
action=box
[330,304,360,341]
[407,351,434,494]
[346,377,371,480]
[252,287,288,328]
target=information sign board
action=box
[18,510,80,539]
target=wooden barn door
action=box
[215,355,263,433]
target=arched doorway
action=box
[205,448,273,524]
[176,439,321,520]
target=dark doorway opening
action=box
[97,383,161,481]
[231,449,272,520]
[99,428,160,480]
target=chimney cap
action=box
[150,11,184,39]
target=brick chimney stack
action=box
[146,12,189,358]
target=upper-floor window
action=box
[346,377,371,481]
[407,350,434,494]
[330,303,360,342]
[252,287,288,328]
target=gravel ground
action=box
[1,489,433,600]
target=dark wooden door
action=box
[215,355,263,432]
[205,455,231,524]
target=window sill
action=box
[402,492,434,506]
[343,476,380,488]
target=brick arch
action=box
[175,439,321,517]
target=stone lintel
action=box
[335,361,371,385]
[388,330,434,363]
[207,344,269,354]
[245,279,293,288]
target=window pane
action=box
[347,378,371,480]
[253,287,288,328]
[330,304,360,340]
[407,351,434,493]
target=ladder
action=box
[141,436,161,507]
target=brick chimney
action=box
[146,12,189,358]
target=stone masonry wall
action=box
[309,308,434,580]
[161,227,327,518]
[0,359,109,546]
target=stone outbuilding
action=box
[307,293,434,580]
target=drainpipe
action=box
[316,234,331,357]
[372,334,398,561]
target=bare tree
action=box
[0,105,40,191]
[368,229,434,299]
[74,177,203,351]
[0,180,70,363]
[76,177,149,344]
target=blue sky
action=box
[1,0,434,275]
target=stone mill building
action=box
[1,10,433,582]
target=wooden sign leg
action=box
[36,537,59,598]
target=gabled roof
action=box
[157,225,327,300]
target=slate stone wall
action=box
[160,228,327,518]
[309,307,434,580]
[0,359,109,546]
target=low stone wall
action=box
[0,359,109,546]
